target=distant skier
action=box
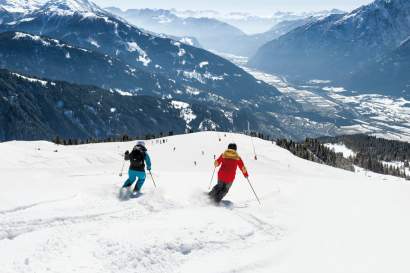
[209,143,249,203]
[120,141,152,197]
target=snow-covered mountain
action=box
[105,7,246,54]
[1,132,410,272]
[0,0,103,14]
[0,0,101,15]
[250,0,410,92]
[228,17,316,57]
[106,7,343,57]
[0,69,187,140]
[0,68,239,140]
[0,0,320,138]
[346,37,410,98]
[39,0,103,15]
[0,0,44,13]
[0,60,302,141]
[4,0,403,140]
[0,0,279,101]
[0,31,181,96]
[172,9,345,34]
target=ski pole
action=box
[149,170,157,188]
[208,167,216,190]
[119,160,126,177]
[246,177,261,205]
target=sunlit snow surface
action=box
[0,0,45,13]
[221,53,410,142]
[171,100,197,125]
[11,72,48,87]
[324,143,356,158]
[1,132,410,273]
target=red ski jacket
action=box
[215,149,248,183]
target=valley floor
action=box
[221,52,410,142]
[1,132,410,273]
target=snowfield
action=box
[1,132,410,273]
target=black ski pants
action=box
[209,181,233,203]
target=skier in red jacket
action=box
[209,143,249,203]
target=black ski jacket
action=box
[124,145,151,172]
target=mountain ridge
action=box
[0,0,354,140]
[0,68,186,140]
[1,0,281,101]
[0,31,181,96]
[249,0,410,94]
[106,7,343,57]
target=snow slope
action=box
[1,132,410,273]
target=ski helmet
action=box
[228,143,237,151]
[136,141,146,148]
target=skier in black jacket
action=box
[121,141,152,196]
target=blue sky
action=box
[93,0,373,15]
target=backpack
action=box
[130,147,145,170]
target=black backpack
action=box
[130,147,145,170]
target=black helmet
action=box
[228,143,237,151]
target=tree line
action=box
[53,131,176,146]
[52,130,276,146]
[318,134,410,162]
[276,138,354,172]
[278,135,410,180]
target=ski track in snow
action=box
[1,132,410,273]
[0,195,78,215]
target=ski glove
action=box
[124,150,130,160]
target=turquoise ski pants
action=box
[122,170,146,192]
